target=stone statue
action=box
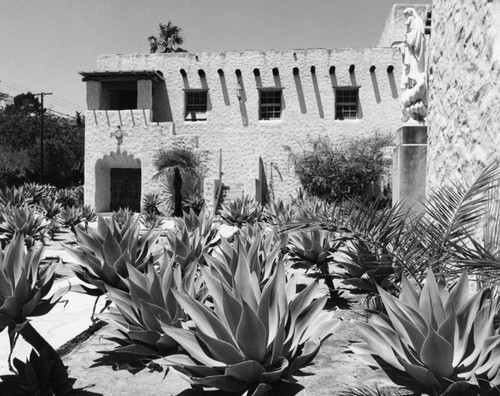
[397,7,428,123]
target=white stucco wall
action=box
[84,48,402,206]
[426,0,500,190]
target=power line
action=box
[33,92,52,184]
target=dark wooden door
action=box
[110,168,141,212]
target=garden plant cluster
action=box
[1,161,500,396]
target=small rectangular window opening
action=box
[335,88,359,120]
[185,90,208,121]
[259,89,282,120]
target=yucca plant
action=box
[143,192,162,215]
[21,182,48,206]
[95,255,202,372]
[160,259,339,395]
[353,270,500,395]
[219,195,262,227]
[0,204,49,249]
[65,215,161,298]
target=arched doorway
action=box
[95,151,141,212]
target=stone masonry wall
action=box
[427,0,500,190]
[94,48,402,200]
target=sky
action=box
[0,0,431,116]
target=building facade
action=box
[81,6,431,213]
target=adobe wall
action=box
[94,49,402,199]
[426,0,500,190]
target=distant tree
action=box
[148,21,187,53]
[0,93,84,187]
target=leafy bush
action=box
[285,134,393,203]
[353,270,500,395]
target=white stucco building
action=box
[80,5,431,213]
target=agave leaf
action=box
[259,357,289,384]
[160,325,224,367]
[357,322,405,371]
[225,360,265,384]
[420,327,454,378]
[103,228,122,266]
[235,300,267,362]
[445,270,471,313]
[437,307,457,347]
[400,359,441,388]
[4,232,24,284]
[221,286,243,340]
[22,289,42,318]
[419,270,446,330]
[172,289,233,344]
[291,296,328,347]
[233,253,260,311]
[196,328,244,365]
[113,344,158,356]
[190,373,247,393]
[399,275,420,311]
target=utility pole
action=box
[34,92,52,183]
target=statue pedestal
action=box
[392,124,427,212]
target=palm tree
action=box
[153,147,200,216]
[148,21,187,53]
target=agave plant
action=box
[0,232,69,389]
[39,198,62,239]
[58,206,84,234]
[143,192,162,215]
[353,270,500,395]
[65,215,161,298]
[0,232,64,332]
[286,229,345,301]
[261,198,295,225]
[141,212,164,229]
[219,195,262,227]
[0,204,49,248]
[95,255,202,372]
[160,259,339,395]
[0,347,75,395]
[205,224,286,288]
[165,209,219,270]
[0,185,33,207]
[112,207,135,228]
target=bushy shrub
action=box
[285,134,393,203]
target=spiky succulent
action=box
[160,259,339,395]
[0,204,49,249]
[0,232,65,332]
[95,255,202,372]
[219,196,262,227]
[0,347,75,395]
[353,270,500,395]
[65,215,161,297]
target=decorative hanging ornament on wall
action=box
[110,126,128,152]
